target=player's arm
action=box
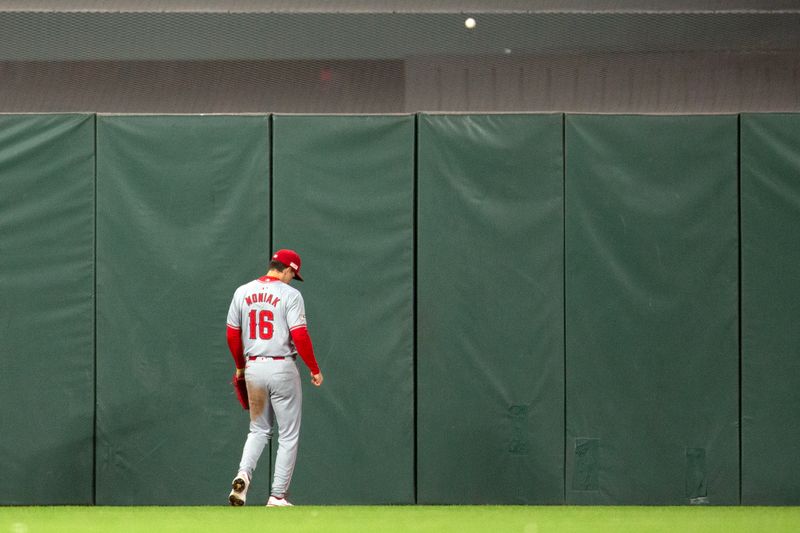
[286,291,323,386]
[290,326,323,386]
[226,289,246,378]
[227,325,246,378]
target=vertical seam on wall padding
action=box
[92,113,98,505]
[412,113,419,504]
[268,113,274,494]
[269,114,274,257]
[737,113,743,505]
[562,114,568,503]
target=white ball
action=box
[465,17,476,29]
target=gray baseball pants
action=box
[238,357,302,499]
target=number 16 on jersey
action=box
[248,309,274,340]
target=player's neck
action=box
[266,269,292,283]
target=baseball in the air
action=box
[465,17,476,29]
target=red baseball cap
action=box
[272,249,304,281]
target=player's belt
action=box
[247,355,296,361]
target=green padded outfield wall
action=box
[95,115,270,504]
[271,115,415,504]
[565,115,739,505]
[0,115,95,504]
[741,114,800,504]
[417,114,565,504]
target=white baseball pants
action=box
[238,357,302,499]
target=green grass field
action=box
[1,506,799,533]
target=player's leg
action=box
[238,379,275,474]
[267,360,302,503]
[229,363,275,505]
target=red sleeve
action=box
[226,325,246,370]
[290,326,320,375]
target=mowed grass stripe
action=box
[1,506,799,533]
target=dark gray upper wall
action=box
[0,1,797,112]
[0,1,798,12]
[0,2,798,61]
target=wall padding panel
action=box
[271,115,415,504]
[741,113,800,505]
[565,114,739,505]
[95,115,270,504]
[417,114,565,504]
[0,114,95,504]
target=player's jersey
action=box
[227,276,307,357]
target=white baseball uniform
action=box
[227,276,308,498]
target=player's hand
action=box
[311,372,323,387]
[235,368,245,379]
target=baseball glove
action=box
[232,373,249,411]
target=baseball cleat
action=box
[228,471,250,506]
[266,495,293,507]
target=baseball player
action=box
[225,249,323,507]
